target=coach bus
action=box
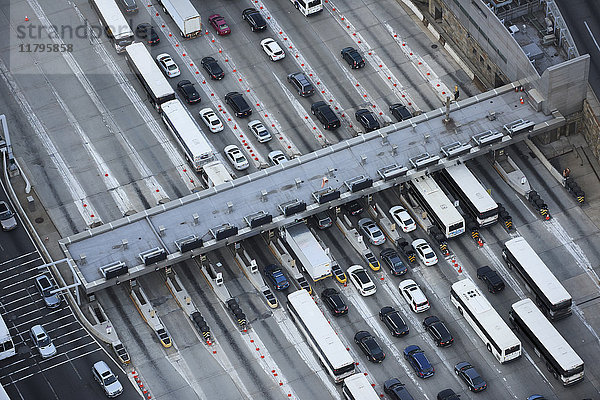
[290,0,323,16]
[89,0,134,52]
[342,373,379,400]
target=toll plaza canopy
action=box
[59,82,564,293]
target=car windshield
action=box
[425,251,435,259]
[372,230,383,238]
[37,335,51,346]
[471,375,484,385]
[235,156,245,163]
[403,217,414,225]
[103,374,117,385]
[167,64,177,70]
[211,119,220,125]
[0,211,11,220]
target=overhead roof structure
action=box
[59,82,564,293]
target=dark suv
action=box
[423,316,453,347]
[341,47,365,69]
[355,109,380,132]
[311,101,340,130]
[477,266,505,293]
[225,92,252,117]
[287,72,314,97]
[242,8,267,32]
[390,103,412,121]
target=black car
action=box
[380,248,408,276]
[346,199,363,216]
[225,92,252,117]
[341,47,365,69]
[354,331,385,363]
[390,103,412,121]
[177,80,201,104]
[201,57,225,80]
[135,23,159,45]
[423,316,453,347]
[477,266,505,293]
[311,101,340,130]
[287,72,314,97]
[355,109,380,132]
[454,362,487,392]
[379,306,409,336]
[321,288,348,316]
[437,389,461,400]
[242,8,267,32]
[315,211,332,229]
[384,378,415,400]
[117,0,138,13]
[404,345,434,378]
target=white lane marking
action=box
[204,339,253,400]
[0,251,39,267]
[165,350,208,400]
[0,58,99,227]
[584,21,600,53]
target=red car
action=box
[209,14,231,36]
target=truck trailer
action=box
[285,222,332,282]
[157,0,201,38]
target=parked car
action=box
[355,109,380,132]
[384,378,415,400]
[321,288,348,316]
[208,14,230,35]
[268,150,287,166]
[29,324,57,358]
[242,8,267,32]
[390,103,412,121]
[287,72,314,97]
[135,23,159,45]
[399,279,430,313]
[264,264,289,290]
[156,53,180,78]
[224,144,249,170]
[177,80,201,104]
[362,251,380,271]
[0,201,18,231]
[260,38,285,61]
[315,211,332,229]
[389,205,416,233]
[380,248,408,276]
[248,120,272,143]
[354,330,385,363]
[423,316,453,347]
[199,108,224,133]
[311,101,340,130]
[201,56,225,80]
[116,0,138,14]
[92,360,123,398]
[341,47,365,68]
[358,218,386,246]
[477,266,505,293]
[35,274,61,308]
[404,345,434,378]
[437,389,461,400]
[379,306,409,337]
[346,199,363,216]
[412,239,438,266]
[347,265,376,296]
[455,361,487,392]
[225,92,252,117]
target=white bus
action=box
[287,290,355,383]
[200,161,233,188]
[409,175,465,238]
[510,299,584,386]
[161,100,215,171]
[0,314,15,361]
[450,279,521,363]
[290,0,323,16]
[125,42,176,110]
[502,237,572,320]
[342,373,379,400]
[89,0,135,53]
[437,163,499,227]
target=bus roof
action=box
[343,373,379,399]
[411,175,464,226]
[91,0,134,39]
[0,314,10,342]
[287,290,353,368]
[445,163,497,213]
[161,100,214,162]
[511,299,583,370]
[125,43,175,101]
[504,237,572,305]
[451,279,520,349]
[203,161,233,186]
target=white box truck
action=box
[285,223,332,282]
[157,0,201,38]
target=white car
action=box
[411,238,438,266]
[92,360,123,398]
[268,150,287,166]
[156,53,180,78]
[347,265,376,296]
[399,279,430,313]
[199,108,224,133]
[260,38,285,61]
[358,218,386,246]
[224,145,249,170]
[248,120,272,143]
[29,324,57,358]
[389,205,416,233]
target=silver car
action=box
[92,360,123,398]
[358,218,386,245]
[0,201,17,231]
[30,324,57,358]
[35,274,61,308]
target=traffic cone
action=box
[519,97,524,104]
[458,265,462,273]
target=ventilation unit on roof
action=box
[409,153,440,170]
[377,164,408,181]
[278,199,307,217]
[210,224,239,241]
[99,261,128,280]
[138,247,167,266]
[344,175,373,192]
[175,235,203,253]
[503,119,535,135]
[471,130,504,146]
[441,142,473,158]
[312,188,341,204]
[244,211,273,229]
